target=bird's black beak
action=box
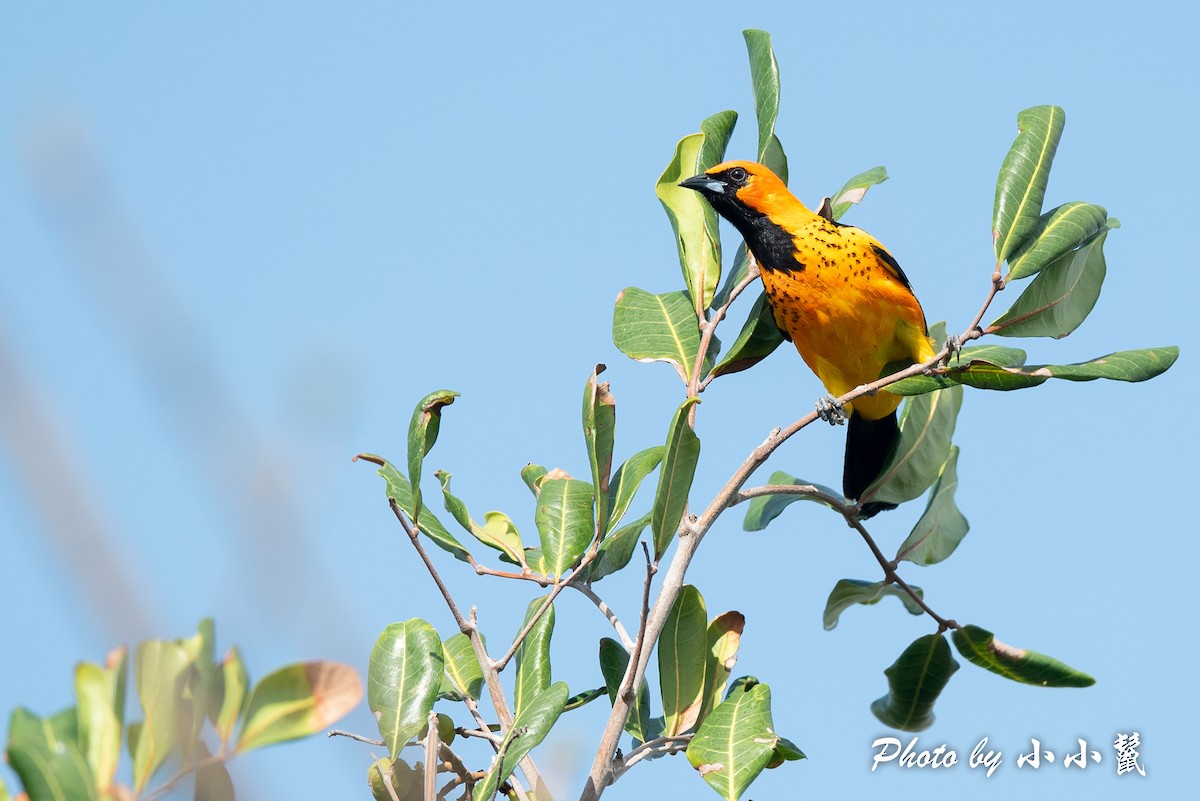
[679,174,726,195]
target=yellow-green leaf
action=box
[74,646,126,794]
[660,585,708,736]
[236,661,362,753]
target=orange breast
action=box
[758,219,933,420]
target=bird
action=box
[680,160,935,518]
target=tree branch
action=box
[573,583,635,650]
[327,728,385,746]
[613,735,693,778]
[424,711,439,801]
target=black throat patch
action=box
[738,212,802,274]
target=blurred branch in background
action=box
[15,111,362,653]
[0,326,156,642]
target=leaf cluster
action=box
[3,619,361,801]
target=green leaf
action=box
[214,647,248,746]
[583,364,617,534]
[766,735,806,769]
[612,287,703,384]
[367,620,443,759]
[407,390,460,526]
[953,343,1028,367]
[586,514,651,582]
[823,579,925,631]
[951,625,1095,687]
[871,634,959,732]
[687,682,778,801]
[74,646,126,794]
[829,166,888,221]
[743,471,847,530]
[360,454,470,562]
[535,477,595,578]
[699,110,738,172]
[863,385,962,506]
[761,134,789,183]
[657,133,724,314]
[893,345,1178,395]
[991,229,1108,338]
[564,687,606,713]
[194,740,235,801]
[895,447,968,565]
[441,633,484,702]
[235,661,361,753]
[993,105,1066,263]
[709,292,786,379]
[743,29,781,163]
[521,463,549,496]
[175,619,218,759]
[699,611,745,723]
[131,639,192,792]
[514,597,555,719]
[1038,345,1179,382]
[6,707,97,801]
[437,470,525,566]
[660,585,709,737]
[472,683,568,801]
[606,446,663,533]
[1007,202,1108,280]
[651,398,701,560]
[599,638,652,743]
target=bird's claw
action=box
[816,395,846,426]
[942,333,964,365]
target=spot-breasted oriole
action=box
[681,160,935,518]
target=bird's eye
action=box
[728,167,748,184]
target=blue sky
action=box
[1,2,1195,799]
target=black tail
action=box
[844,410,900,519]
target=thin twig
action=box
[473,562,552,584]
[460,697,500,747]
[424,711,439,801]
[615,543,656,711]
[377,760,403,801]
[613,735,693,777]
[328,728,386,746]
[456,727,503,744]
[438,770,487,799]
[492,549,600,672]
[574,583,635,650]
[689,255,762,397]
[140,751,227,801]
[391,499,470,632]
[440,743,475,784]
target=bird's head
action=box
[678,160,795,221]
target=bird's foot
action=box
[942,333,964,365]
[815,395,847,426]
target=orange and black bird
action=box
[681,160,935,518]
